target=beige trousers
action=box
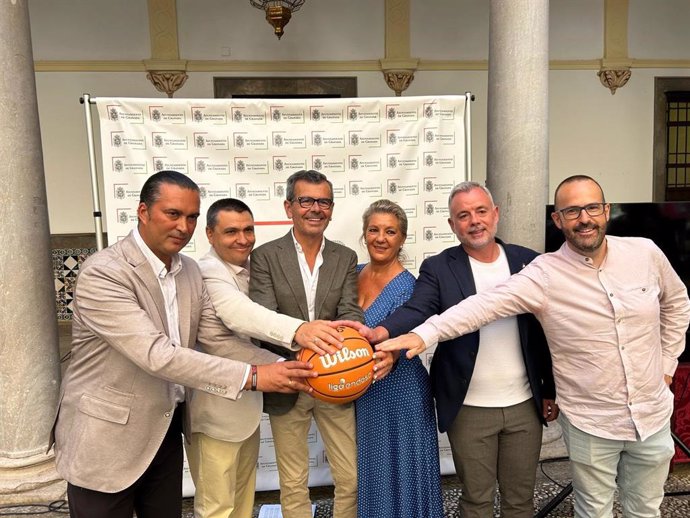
[187,429,260,518]
[269,392,357,518]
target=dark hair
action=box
[206,198,253,228]
[139,170,199,207]
[553,175,606,208]
[361,199,408,238]
[285,169,333,201]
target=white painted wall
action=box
[551,68,651,202]
[29,0,149,60]
[550,0,603,60]
[411,0,489,59]
[36,72,161,233]
[26,0,690,233]
[178,0,384,60]
[630,0,690,59]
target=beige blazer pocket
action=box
[78,393,131,425]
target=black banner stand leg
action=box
[665,432,690,498]
[533,482,573,518]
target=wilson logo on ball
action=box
[298,326,375,404]
[319,346,372,370]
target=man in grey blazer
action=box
[249,170,363,518]
[189,197,345,518]
[51,171,315,518]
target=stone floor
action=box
[9,327,681,516]
[235,461,690,518]
[8,460,688,517]
[246,460,690,518]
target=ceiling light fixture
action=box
[249,0,306,40]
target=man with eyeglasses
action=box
[379,174,690,518]
[249,170,366,518]
[344,181,557,518]
[187,197,345,518]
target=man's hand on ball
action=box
[255,361,316,393]
[294,321,342,355]
[372,349,399,381]
[376,332,426,359]
[329,321,386,344]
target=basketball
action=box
[298,325,374,404]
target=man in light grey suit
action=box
[189,197,345,518]
[51,171,315,518]
[249,170,363,518]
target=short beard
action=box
[565,220,607,253]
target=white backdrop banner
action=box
[94,95,468,493]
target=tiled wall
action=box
[51,234,102,321]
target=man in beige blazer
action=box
[51,171,314,518]
[249,170,364,518]
[189,197,344,518]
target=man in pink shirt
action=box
[379,175,690,518]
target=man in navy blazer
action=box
[367,182,557,518]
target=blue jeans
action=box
[559,413,674,518]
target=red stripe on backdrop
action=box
[255,220,293,226]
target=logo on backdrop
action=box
[95,95,468,492]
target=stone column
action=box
[486,0,566,457]
[0,0,65,504]
[487,0,549,253]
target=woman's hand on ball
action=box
[256,361,316,393]
[372,349,398,381]
[294,321,342,355]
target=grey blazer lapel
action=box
[276,233,310,321]
[121,233,170,336]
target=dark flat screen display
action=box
[545,202,690,362]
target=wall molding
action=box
[33,58,690,74]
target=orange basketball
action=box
[298,325,374,404]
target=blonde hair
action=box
[361,199,408,237]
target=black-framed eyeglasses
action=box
[556,203,606,220]
[294,196,334,209]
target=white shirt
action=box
[291,229,325,322]
[466,245,531,407]
[413,236,690,441]
[132,227,185,402]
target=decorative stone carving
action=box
[146,71,188,98]
[598,68,631,95]
[383,70,414,96]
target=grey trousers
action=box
[447,399,543,518]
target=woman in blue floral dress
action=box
[355,200,444,518]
